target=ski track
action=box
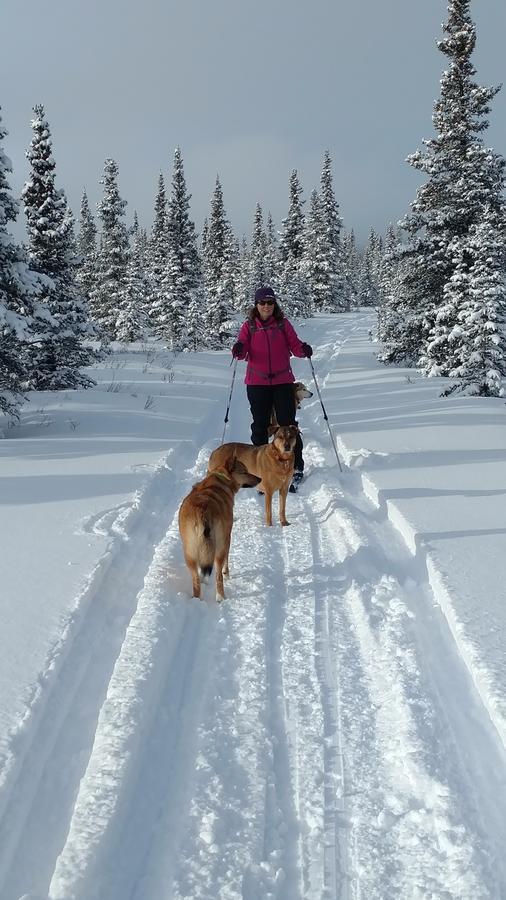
[0,456,185,900]
[2,316,506,899]
[0,401,226,900]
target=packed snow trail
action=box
[3,314,506,899]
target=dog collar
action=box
[213,470,232,482]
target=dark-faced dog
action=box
[208,425,298,527]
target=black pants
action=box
[246,383,304,471]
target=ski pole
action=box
[221,358,238,443]
[308,358,343,472]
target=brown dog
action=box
[178,455,261,601]
[269,381,313,428]
[208,425,298,527]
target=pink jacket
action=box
[234,315,306,386]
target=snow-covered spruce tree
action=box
[236,234,250,312]
[437,214,506,395]
[278,169,308,316]
[184,279,207,351]
[264,212,280,291]
[229,231,242,310]
[203,176,227,302]
[162,147,203,350]
[22,105,95,389]
[76,189,97,307]
[201,217,208,256]
[215,224,240,341]
[392,0,506,374]
[301,189,326,313]
[116,217,150,342]
[419,1,506,380]
[146,173,169,335]
[158,245,185,348]
[0,107,50,416]
[168,148,201,289]
[340,229,361,307]
[317,150,349,310]
[357,228,382,307]
[90,158,129,339]
[249,203,268,287]
[377,224,407,348]
[239,203,269,310]
[203,176,236,345]
[378,231,427,364]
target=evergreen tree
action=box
[436,215,506,394]
[264,212,280,291]
[391,0,506,375]
[341,229,360,306]
[240,203,269,309]
[22,105,95,389]
[184,280,207,351]
[167,148,201,289]
[151,174,168,245]
[279,169,308,316]
[158,244,185,348]
[203,176,236,343]
[249,203,268,288]
[279,169,305,265]
[215,224,240,338]
[204,176,227,300]
[357,229,382,307]
[227,229,242,311]
[377,224,407,350]
[163,147,203,349]
[90,158,129,339]
[117,219,149,342]
[76,188,97,306]
[146,172,169,335]
[0,107,48,416]
[201,217,208,255]
[129,210,139,239]
[236,234,250,312]
[318,150,348,309]
[301,189,326,312]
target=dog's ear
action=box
[267,425,279,437]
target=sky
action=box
[2,0,506,244]
[1,312,506,898]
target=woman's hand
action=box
[232,341,244,358]
[301,342,313,358]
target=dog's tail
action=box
[197,518,215,582]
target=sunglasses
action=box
[257,299,275,306]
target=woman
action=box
[231,285,313,492]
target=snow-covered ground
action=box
[1,311,505,900]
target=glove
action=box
[232,340,244,358]
[301,342,313,358]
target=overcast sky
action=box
[2,0,506,246]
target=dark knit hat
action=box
[254,286,276,303]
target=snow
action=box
[1,310,506,900]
